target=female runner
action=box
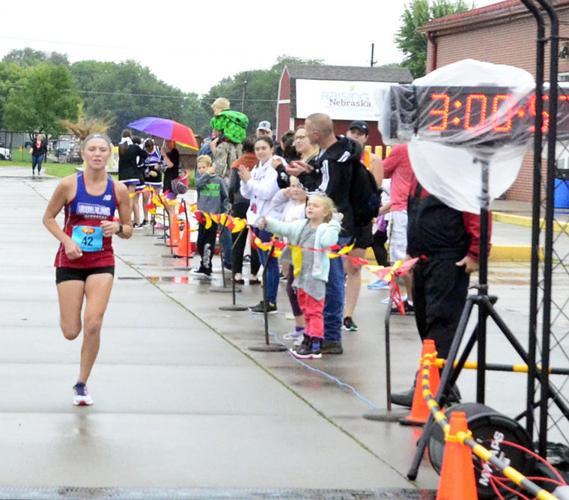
[43,133,132,406]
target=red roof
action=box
[421,0,569,32]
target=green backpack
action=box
[210,110,249,144]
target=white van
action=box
[0,146,11,161]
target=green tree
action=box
[3,48,69,67]
[179,92,211,139]
[395,0,471,78]
[201,55,322,138]
[0,62,26,129]
[4,64,81,138]
[70,60,192,140]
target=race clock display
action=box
[383,85,569,146]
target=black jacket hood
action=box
[323,136,362,163]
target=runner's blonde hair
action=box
[81,133,112,151]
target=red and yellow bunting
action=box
[366,258,420,314]
[249,229,360,277]
[192,210,247,233]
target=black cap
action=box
[348,120,369,135]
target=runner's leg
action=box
[37,153,45,174]
[57,280,85,340]
[78,273,113,383]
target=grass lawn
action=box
[0,160,117,179]
[45,164,79,177]
[0,149,80,177]
[0,159,77,177]
[0,159,61,169]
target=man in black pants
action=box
[391,170,484,407]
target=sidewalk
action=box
[0,170,428,497]
[2,169,566,498]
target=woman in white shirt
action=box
[238,136,280,313]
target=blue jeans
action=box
[254,228,279,304]
[220,225,232,268]
[323,236,350,343]
[32,154,45,171]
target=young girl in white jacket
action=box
[238,136,280,313]
[268,177,308,340]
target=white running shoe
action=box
[73,382,94,406]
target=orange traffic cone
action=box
[400,339,440,426]
[167,215,181,247]
[175,220,193,258]
[436,411,478,500]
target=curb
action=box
[490,245,540,262]
[364,245,539,263]
[493,211,568,232]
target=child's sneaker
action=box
[291,335,322,359]
[73,382,93,406]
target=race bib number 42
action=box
[72,225,104,252]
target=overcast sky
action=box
[0,0,499,95]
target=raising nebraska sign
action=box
[295,79,392,121]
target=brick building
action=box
[276,65,412,148]
[421,0,569,202]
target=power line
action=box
[4,83,278,102]
[3,85,277,103]
[76,89,277,102]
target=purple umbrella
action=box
[127,117,198,150]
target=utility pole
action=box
[241,79,248,112]
[370,43,377,68]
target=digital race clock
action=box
[381,84,569,147]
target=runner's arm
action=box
[111,182,133,239]
[42,177,75,246]
[42,177,83,259]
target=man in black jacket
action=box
[391,170,481,407]
[286,113,361,354]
